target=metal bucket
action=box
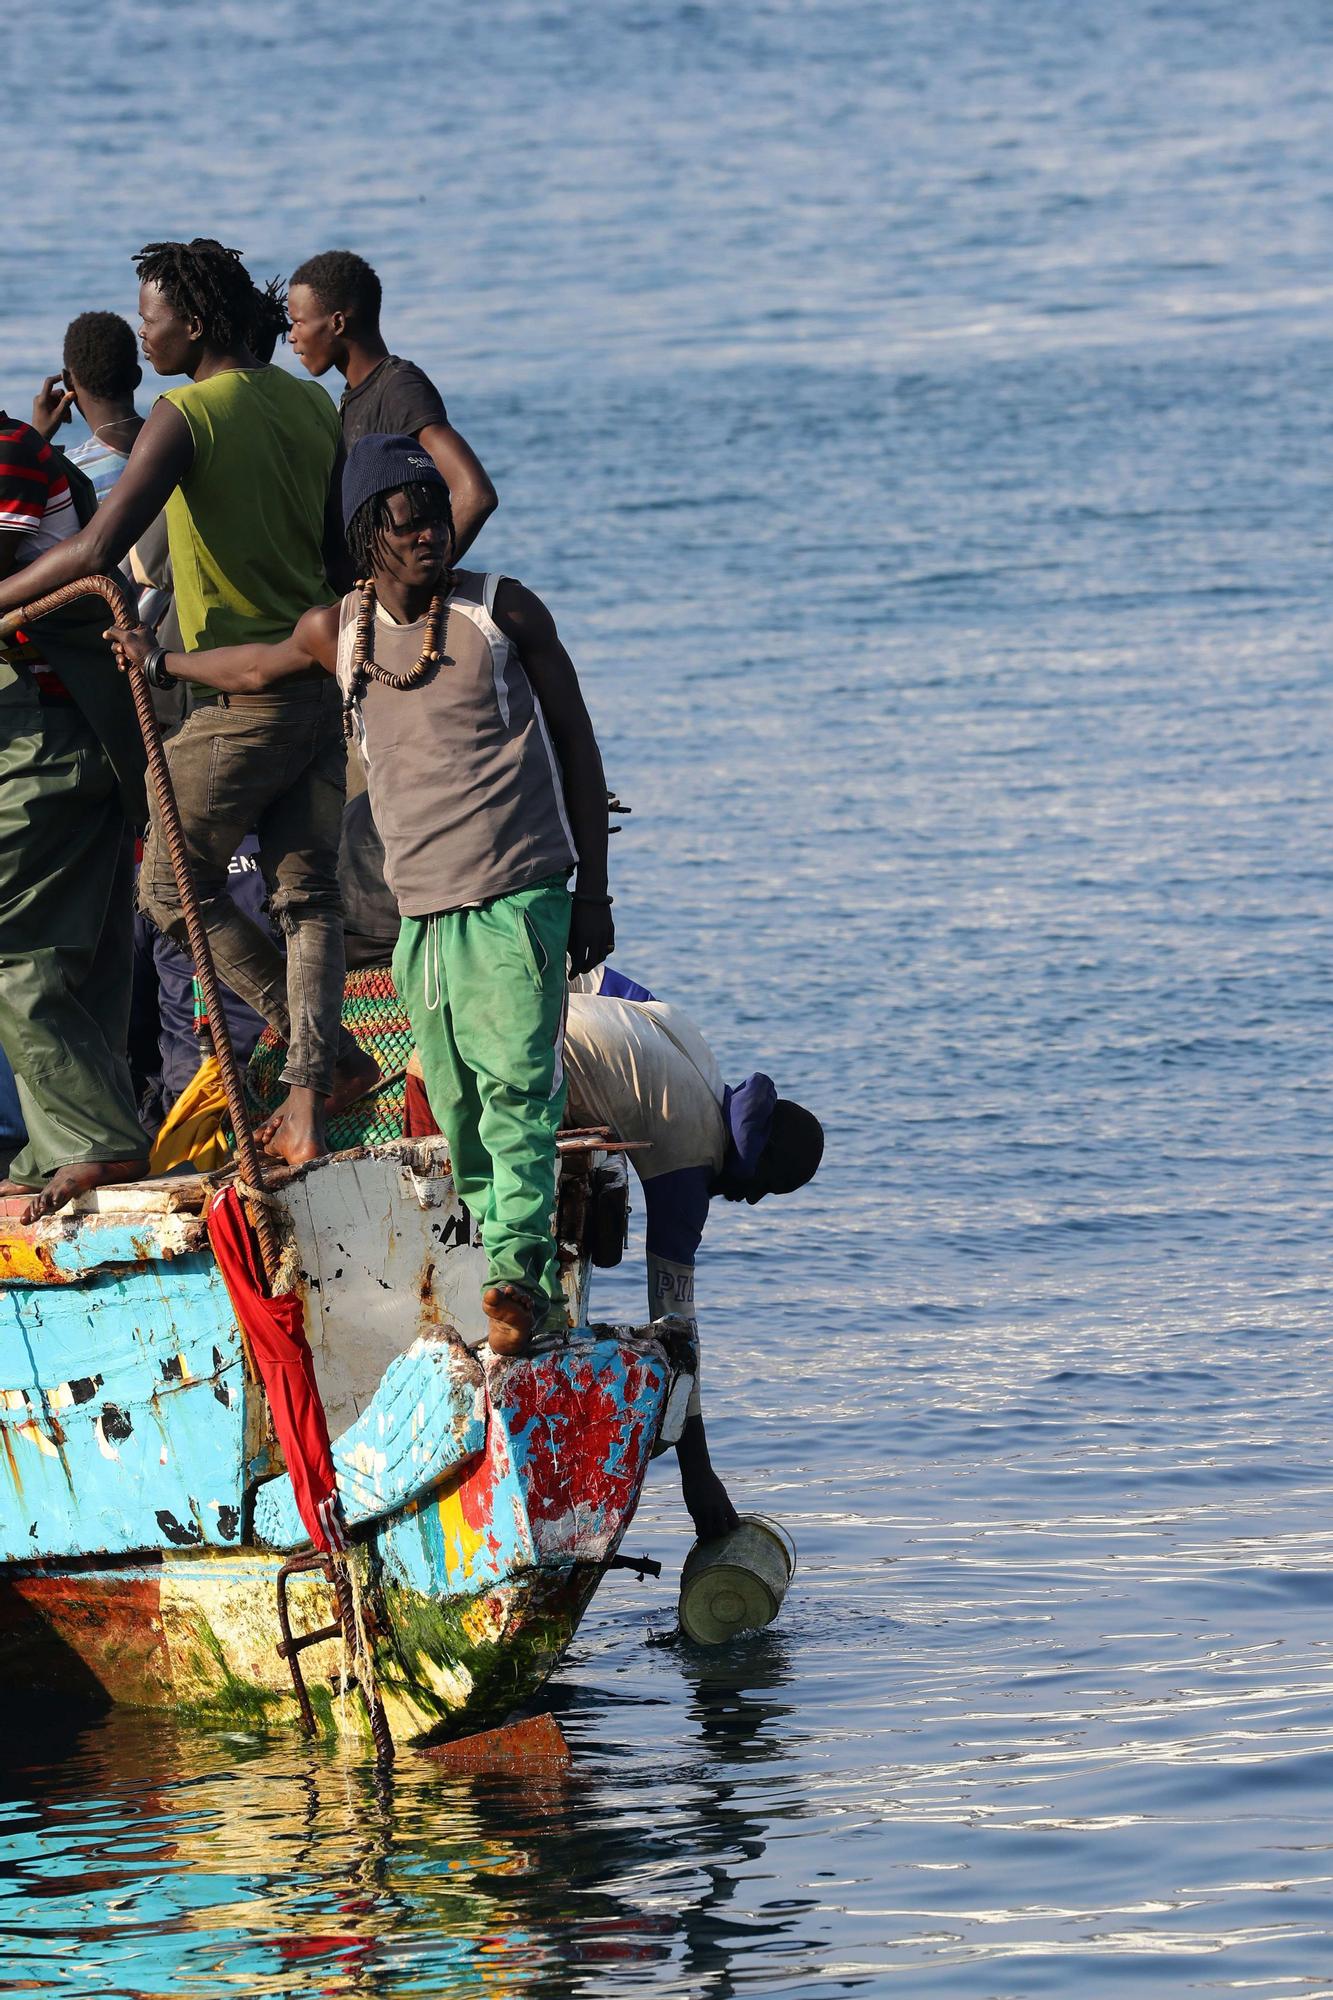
[678,1515,795,1645]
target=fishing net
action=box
[246,964,413,1148]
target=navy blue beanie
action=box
[342,432,446,532]
[722,1074,778,1177]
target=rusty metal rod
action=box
[2,576,281,1283]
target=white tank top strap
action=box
[334,589,360,700]
[483,572,502,617]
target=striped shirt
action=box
[68,434,132,507]
[0,415,81,680]
[0,415,78,562]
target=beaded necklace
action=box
[342,575,451,739]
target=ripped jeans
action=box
[139,678,353,1098]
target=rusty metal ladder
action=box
[275,1549,395,1765]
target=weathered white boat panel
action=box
[278,1144,491,1431]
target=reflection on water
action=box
[0,1640,811,1999]
[665,1637,816,2000]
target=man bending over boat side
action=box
[0,239,376,1173]
[108,432,614,1358]
[567,972,823,1538]
[404,967,824,1540]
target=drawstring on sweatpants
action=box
[423,913,443,1013]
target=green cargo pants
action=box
[0,682,148,1188]
[393,876,571,1311]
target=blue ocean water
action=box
[6,0,1333,1991]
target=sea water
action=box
[4,0,1333,1990]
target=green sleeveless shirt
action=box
[162,369,340,653]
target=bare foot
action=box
[20,1158,145,1224]
[257,1086,327,1169]
[255,1054,381,1148]
[0,1179,40,1199]
[327,1050,381,1117]
[483,1284,537,1356]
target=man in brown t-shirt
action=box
[285,249,498,563]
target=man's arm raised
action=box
[322,441,352,595]
[491,577,613,976]
[0,401,193,615]
[105,603,341,693]
[416,422,497,562]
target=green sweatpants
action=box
[0,683,148,1188]
[393,876,571,1309]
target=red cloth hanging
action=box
[403,1059,439,1139]
[207,1185,346,1553]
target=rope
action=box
[2,577,282,1286]
[233,1178,284,1209]
[332,1554,394,1765]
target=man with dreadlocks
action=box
[0,237,377,1173]
[110,434,613,1356]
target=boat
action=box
[0,575,690,1759]
[0,1135,695,1751]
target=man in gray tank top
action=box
[109,434,613,1356]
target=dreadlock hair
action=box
[62,311,142,398]
[347,482,456,582]
[288,249,383,334]
[248,276,290,364]
[134,238,265,352]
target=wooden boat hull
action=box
[0,1144,689,1745]
[0,1555,604,1742]
[0,1328,677,1743]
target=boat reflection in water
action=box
[0,1634,815,1998]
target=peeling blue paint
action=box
[254,1337,486,1548]
[0,1250,244,1561]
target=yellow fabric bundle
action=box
[148,1056,231,1175]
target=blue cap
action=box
[722,1073,778,1176]
[342,432,447,532]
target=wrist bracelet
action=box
[142,644,178,692]
[573,891,613,907]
